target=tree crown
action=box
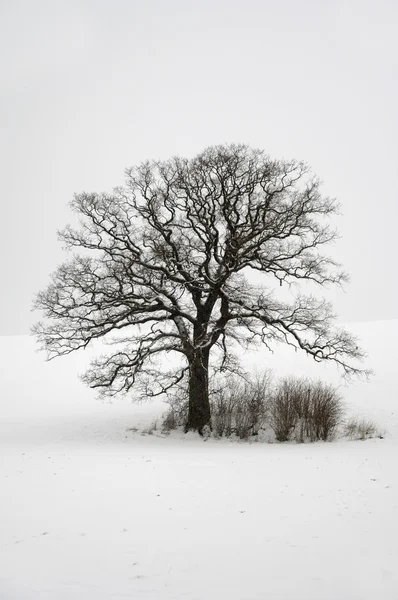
[33,144,368,399]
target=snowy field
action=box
[1,321,397,600]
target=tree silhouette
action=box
[33,144,367,433]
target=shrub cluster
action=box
[268,378,343,442]
[210,372,271,439]
[162,371,348,443]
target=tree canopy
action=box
[33,144,367,433]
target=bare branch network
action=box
[33,144,368,432]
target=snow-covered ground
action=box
[1,322,397,599]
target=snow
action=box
[1,322,398,599]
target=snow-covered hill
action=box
[1,321,397,599]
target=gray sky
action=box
[1,0,397,335]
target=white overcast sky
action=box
[1,0,397,335]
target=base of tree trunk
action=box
[184,421,212,437]
[184,407,212,436]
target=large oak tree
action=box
[33,144,366,433]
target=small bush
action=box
[308,382,343,442]
[161,390,189,432]
[211,389,235,437]
[210,372,271,439]
[268,379,298,441]
[269,378,343,442]
[161,372,367,444]
[344,418,382,440]
[161,409,179,432]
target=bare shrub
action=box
[268,378,300,441]
[161,391,189,432]
[211,372,271,439]
[210,386,236,437]
[308,382,343,441]
[269,377,343,442]
[344,418,382,440]
[162,372,345,443]
[243,371,272,436]
[161,409,179,432]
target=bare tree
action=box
[33,144,367,434]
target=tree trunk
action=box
[185,348,211,435]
